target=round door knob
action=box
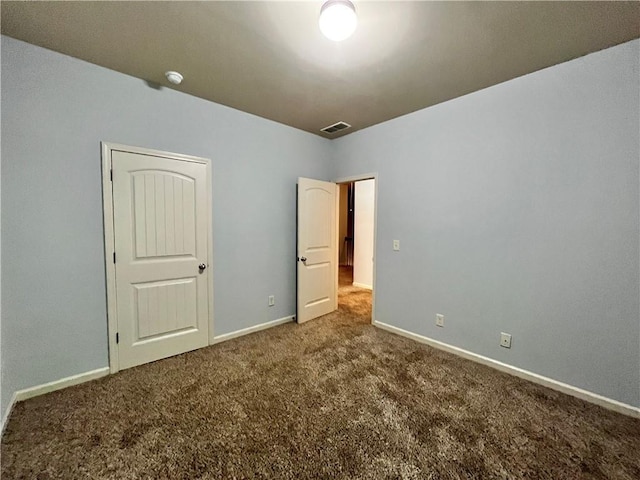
[199,263,207,271]
[300,257,307,262]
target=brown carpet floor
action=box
[2,273,639,479]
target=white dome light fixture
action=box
[165,71,184,85]
[319,0,357,42]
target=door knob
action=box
[300,257,307,262]
[199,263,207,271]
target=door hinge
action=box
[110,169,113,181]
[116,332,119,344]
[113,252,116,263]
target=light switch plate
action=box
[393,240,400,251]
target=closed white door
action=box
[112,150,210,369]
[297,177,338,323]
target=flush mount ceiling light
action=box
[165,71,183,85]
[319,0,357,41]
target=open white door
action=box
[111,149,211,369]
[297,177,338,323]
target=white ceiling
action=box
[2,1,639,138]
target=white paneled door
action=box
[111,149,210,369]
[297,178,338,323]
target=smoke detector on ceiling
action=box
[321,121,351,134]
[165,71,184,85]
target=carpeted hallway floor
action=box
[2,274,639,479]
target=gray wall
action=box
[0,36,332,415]
[332,40,640,407]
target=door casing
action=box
[101,142,214,373]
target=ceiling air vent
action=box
[321,121,351,134]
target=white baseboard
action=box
[373,321,640,419]
[352,282,373,290]
[14,367,110,403]
[211,315,295,344]
[1,392,18,437]
[1,366,110,436]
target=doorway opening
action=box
[337,177,375,322]
[296,175,376,325]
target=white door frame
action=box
[101,142,215,373]
[334,173,378,324]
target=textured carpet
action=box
[2,277,639,479]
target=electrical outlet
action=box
[393,240,400,251]
[268,295,275,307]
[436,314,444,327]
[500,332,512,348]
